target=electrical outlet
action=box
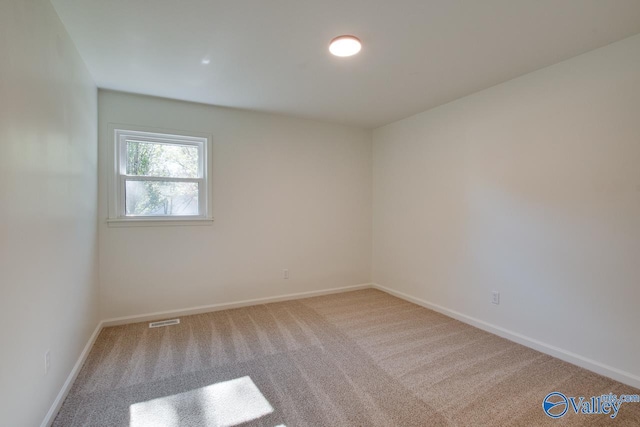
[283,269,289,279]
[45,350,51,375]
[491,291,500,305]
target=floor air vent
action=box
[149,319,180,328]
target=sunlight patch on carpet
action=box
[129,376,274,427]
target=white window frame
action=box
[107,127,213,226]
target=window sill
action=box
[106,217,214,227]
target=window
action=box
[109,129,211,224]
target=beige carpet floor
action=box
[54,289,640,426]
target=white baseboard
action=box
[372,283,640,390]
[41,321,105,427]
[102,283,373,327]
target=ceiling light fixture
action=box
[201,57,211,65]
[329,35,362,57]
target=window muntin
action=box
[113,129,209,220]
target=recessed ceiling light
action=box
[329,35,362,57]
[201,57,211,65]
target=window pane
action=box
[126,140,199,178]
[125,181,199,216]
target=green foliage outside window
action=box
[125,141,199,216]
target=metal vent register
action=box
[149,319,180,328]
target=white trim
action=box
[41,321,104,427]
[123,176,203,183]
[372,283,640,389]
[102,283,373,327]
[106,217,214,227]
[108,125,212,223]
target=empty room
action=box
[2,0,640,425]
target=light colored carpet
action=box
[54,289,640,426]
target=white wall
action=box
[373,34,640,383]
[0,1,99,425]
[98,91,372,319]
